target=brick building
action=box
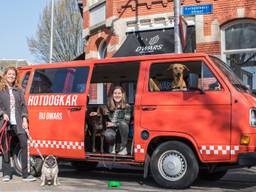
[0,59,29,75]
[78,0,256,91]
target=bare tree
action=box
[28,0,83,63]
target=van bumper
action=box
[238,153,256,166]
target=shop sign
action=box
[135,35,164,54]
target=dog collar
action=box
[172,86,187,89]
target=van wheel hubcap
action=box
[158,150,187,181]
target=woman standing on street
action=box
[0,66,36,182]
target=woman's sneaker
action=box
[118,147,127,155]
[22,175,36,182]
[110,145,116,154]
[2,175,11,182]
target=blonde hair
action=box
[0,74,4,91]
[107,86,128,111]
[0,67,20,91]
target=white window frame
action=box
[221,19,256,63]
[98,40,107,59]
[89,1,106,27]
[221,19,256,89]
[88,0,101,7]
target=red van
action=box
[15,53,256,188]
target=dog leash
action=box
[25,129,45,161]
[0,121,11,159]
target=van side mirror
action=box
[246,84,253,94]
[188,73,204,94]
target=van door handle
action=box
[141,106,157,111]
[69,107,81,112]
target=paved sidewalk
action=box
[0,157,256,192]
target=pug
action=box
[41,155,59,186]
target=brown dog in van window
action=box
[168,63,189,91]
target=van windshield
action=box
[210,56,249,92]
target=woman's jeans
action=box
[117,121,129,149]
[2,125,28,178]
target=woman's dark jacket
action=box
[107,104,131,126]
[0,87,28,134]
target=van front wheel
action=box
[150,141,199,189]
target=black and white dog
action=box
[40,155,59,186]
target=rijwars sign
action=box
[135,35,164,54]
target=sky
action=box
[0,0,51,64]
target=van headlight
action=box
[250,109,256,127]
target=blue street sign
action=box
[182,4,213,16]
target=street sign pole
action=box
[174,0,182,53]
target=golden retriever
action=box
[168,63,189,91]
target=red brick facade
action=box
[197,41,220,54]
[82,0,256,58]
[81,0,256,99]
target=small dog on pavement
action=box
[41,155,59,186]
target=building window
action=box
[88,0,102,7]
[221,19,256,91]
[89,1,106,26]
[98,40,107,59]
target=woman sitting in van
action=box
[90,86,131,155]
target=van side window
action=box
[200,64,222,91]
[88,62,139,104]
[149,61,221,92]
[30,67,89,94]
[21,71,30,90]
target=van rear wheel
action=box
[150,141,199,189]
[13,144,43,177]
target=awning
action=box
[73,52,85,60]
[113,27,195,57]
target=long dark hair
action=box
[107,86,128,111]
